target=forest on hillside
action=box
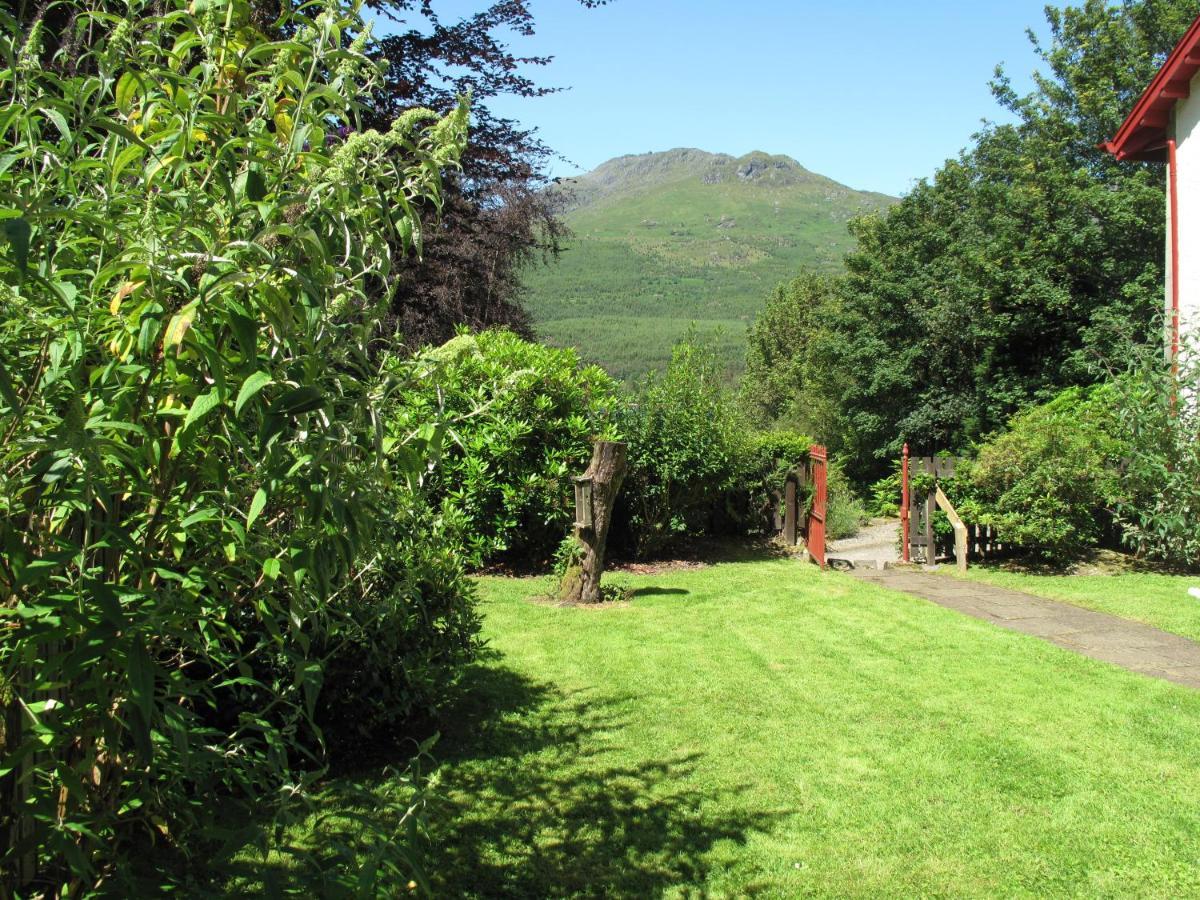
[521,149,895,380]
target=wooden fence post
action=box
[935,486,969,573]
[901,443,910,563]
[782,472,798,546]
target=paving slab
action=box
[848,568,1200,690]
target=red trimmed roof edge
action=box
[1104,14,1200,163]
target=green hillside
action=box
[520,148,896,381]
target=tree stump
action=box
[557,441,628,604]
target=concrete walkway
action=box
[850,568,1200,690]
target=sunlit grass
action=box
[238,558,1200,896]
[431,560,1200,896]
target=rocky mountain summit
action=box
[554,149,889,213]
[524,149,896,381]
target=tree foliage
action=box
[360,0,602,347]
[745,0,1190,480]
[958,386,1129,557]
[615,338,755,558]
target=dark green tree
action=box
[746,0,1193,481]
[361,1,605,347]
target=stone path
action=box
[849,568,1200,690]
[826,517,900,568]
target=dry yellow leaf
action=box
[109,280,144,315]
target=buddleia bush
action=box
[1110,343,1200,568]
[0,1,468,892]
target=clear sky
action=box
[418,0,1058,197]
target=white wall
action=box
[1171,70,1200,354]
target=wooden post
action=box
[807,445,828,569]
[901,443,910,563]
[558,441,628,604]
[935,486,969,573]
[782,472,798,546]
[923,492,935,564]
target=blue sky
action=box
[413,1,1057,197]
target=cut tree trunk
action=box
[557,441,628,604]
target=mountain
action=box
[519,149,897,381]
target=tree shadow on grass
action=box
[200,660,776,897]
[424,662,778,898]
[630,586,691,598]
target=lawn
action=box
[953,567,1200,644]
[237,557,1200,897]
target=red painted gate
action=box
[807,444,827,569]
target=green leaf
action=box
[183,390,222,433]
[111,144,145,185]
[39,107,71,143]
[262,557,281,581]
[235,371,271,416]
[127,639,155,760]
[92,115,155,152]
[245,167,267,202]
[163,301,198,352]
[179,508,217,529]
[115,72,141,114]
[2,216,30,274]
[247,488,267,530]
[272,385,324,416]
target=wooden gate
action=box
[807,444,827,569]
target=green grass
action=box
[523,150,894,381]
[234,557,1200,896]
[953,567,1200,644]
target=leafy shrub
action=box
[612,337,830,556]
[0,2,468,891]
[390,329,620,567]
[868,469,902,518]
[615,336,754,557]
[1109,344,1200,568]
[958,386,1128,557]
[315,491,481,750]
[740,430,814,530]
[739,431,863,542]
[825,462,868,541]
